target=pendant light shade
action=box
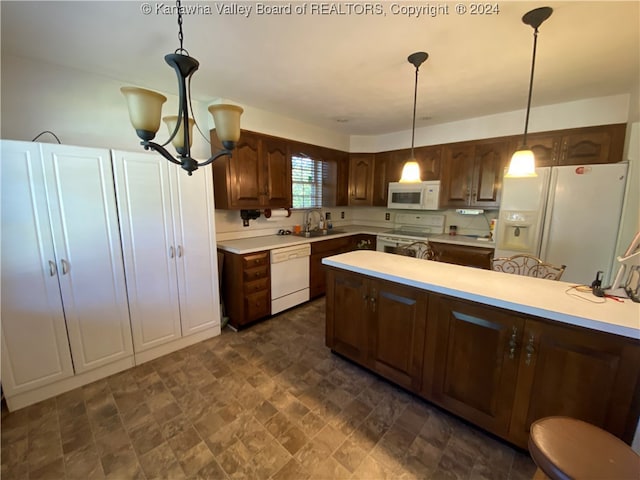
[121,87,167,140]
[399,51,429,183]
[505,6,553,178]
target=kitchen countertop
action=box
[322,250,640,340]
[216,225,390,254]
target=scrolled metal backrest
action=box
[395,241,434,260]
[491,254,566,281]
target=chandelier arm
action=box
[142,141,184,166]
[188,75,212,145]
[196,148,234,169]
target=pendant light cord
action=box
[411,64,419,158]
[522,27,539,147]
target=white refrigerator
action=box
[495,163,628,285]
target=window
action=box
[291,155,323,209]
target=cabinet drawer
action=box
[311,236,353,254]
[244,277,269,295]
[244,290,270,323]
[243,265,269,282]
[242,252,269,269]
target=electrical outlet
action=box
[341,211,345,219]
[385,213,390,221]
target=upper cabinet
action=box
[440,140,509,209]
[509,123,627,168]
[211,130,292,209]
[348,153,375,206]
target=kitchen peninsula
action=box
[323,250,640,449]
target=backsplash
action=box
[215,207,497,241]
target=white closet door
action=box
[0,140,74,394]
[112,150,182,351]
[170,165,220,335]
[41,144,133,373]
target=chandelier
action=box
[506,6,553,178]
[121,0,243,175]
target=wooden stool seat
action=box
[529,416,640,480]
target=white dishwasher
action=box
[270,244,311,314]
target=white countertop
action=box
[216,225,390,254]
[322,250,640,340]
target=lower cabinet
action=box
[325,269,428,391]
[219,250,271,329]
[310,236,354,298]
[324,266,640,448]
[112,150,221,363]
[429,241,494,269]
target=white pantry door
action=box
[41,144,133,373]
[170,165,220,335]
[0,140,74,394]
[112,150,182,352]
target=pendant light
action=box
[121,0,243,175]
[399,52,429,183]
[506,6,553,178]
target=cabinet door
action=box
[228,131,263,208]
[112,150,182,352]
[170,165,220,336]
[559,127,618,165]
[510,134,560,168]
[440,144,474,208]
[429,242,494,270]
[325,269,369,364]
[432,297,524,437]
[348,153,374,206]
[369,279,427,391]
[42,144,133,373]
[372,151,391,206]
[471,141,508,207]
[510,320,640,447]
[262,136,292,207]
[0,141,74,394]
[415,145,442,181]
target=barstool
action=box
[528,416,640,479]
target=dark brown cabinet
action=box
[325,268,428,390]
[219,249,271,329]
[432,296,525,437]
[440,140,509,209]
[509,319,640,447]
[310,236,353,299]
[348,153,375,206]
[429,242,494,269]
[324,266,640,449]
[211,130,292,209]
[372,151,393,207]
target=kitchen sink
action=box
[293,229,346,238]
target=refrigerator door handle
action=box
[539,168,558,261]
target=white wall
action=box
[351,94,631,152]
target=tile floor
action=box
[1,298,537,479]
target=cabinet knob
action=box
[508,326,518,360]
[525,334,536,366]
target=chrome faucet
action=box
[303,209,322,232]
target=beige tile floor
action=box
[1,298,537,479]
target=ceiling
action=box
[1,1,639,136]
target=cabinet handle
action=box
[370,289,376,312]
[177,245,183,258]
[48,260,57,276]
[525,334,536,366]
[169,246,175,258]
[508,326,518,360]
[60,259,69,275]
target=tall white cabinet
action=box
[1,140,134,410]
[112,150,221,363]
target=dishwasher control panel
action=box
[270,244,311,263]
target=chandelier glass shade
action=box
[121,0,243,175]
[506,6,553,178]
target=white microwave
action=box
[387,181,441,210]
